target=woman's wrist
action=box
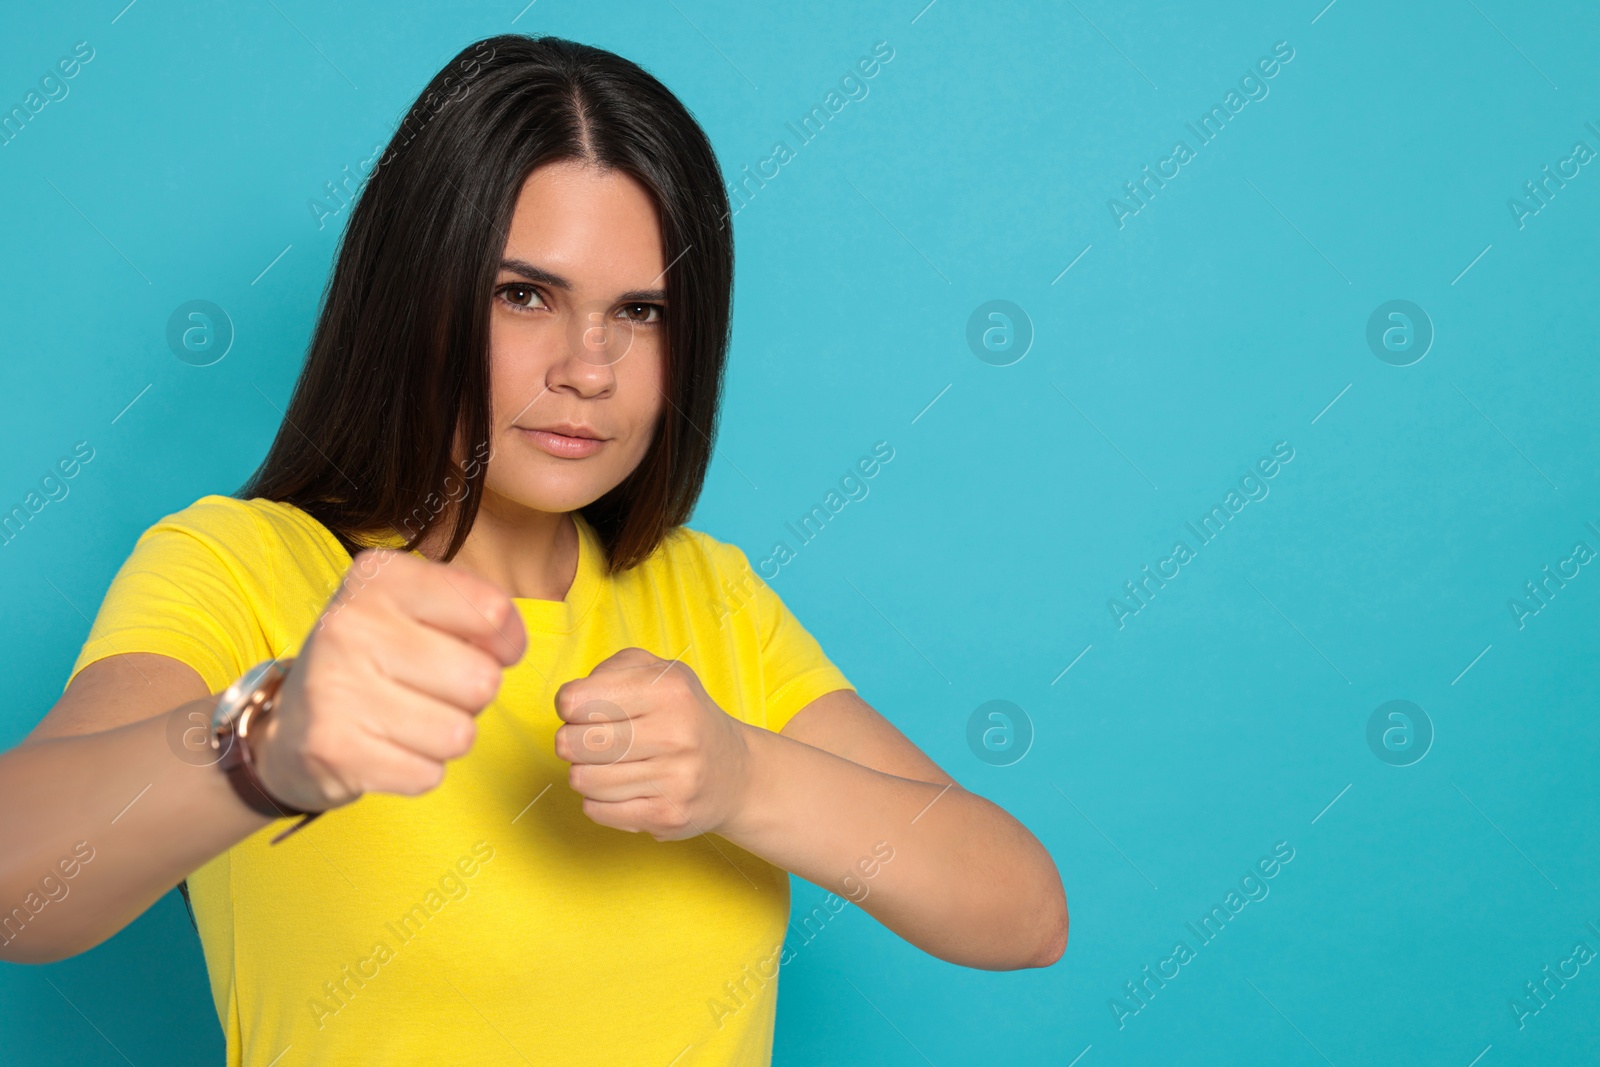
[212,659,313,820]
[239,712,290,811]
[713,721,783,847]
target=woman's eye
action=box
[497,284,546,313]
[620,303,664,324]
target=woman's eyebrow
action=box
[499,258,667,303]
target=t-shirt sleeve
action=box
[717,542,854,734]
[64,496,274,697]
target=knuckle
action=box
[349,548,391,584]
[313,756,358,802]
[663,667,693,697]
[448,567,501,616]
[479,589,514,630]
[413,761,446,794]
[446,714,476,757]
[466,651,502,702]
[347,549,376,576]
[553,684,579,719]
[329,769,363,805]
[661,721,692,754]
[318,604,369,650]
[660,803,689,833]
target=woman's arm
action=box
[739,689,1067,971]
[0,654,272,964]
[555,650,1068,971]
[0,549,526,965]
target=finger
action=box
[554,717,636,766]
[368,616,505,713]
[362,677,479,762]
[557,718,674,763]
[554,666,667,723]
[580,796,647,833]
[580,795,696,840]
[567,759,658,802]
[350,736,449,797]
[434,566,529,666]
[364,551,526,666]
[553,691,636,725]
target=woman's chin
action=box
[484,478,611,517]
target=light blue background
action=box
[2,1,1597,1063]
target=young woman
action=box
[0,34,1066,1065]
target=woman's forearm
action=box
[0,702,271,964]
[719,724,1067,970]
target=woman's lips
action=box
[520,428,605,458]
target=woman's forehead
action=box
[502,162,664,287]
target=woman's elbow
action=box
[977,892,1066,971]
[973,877,1068,970]
[1017,855,1069,969]
[1028,896,1069,968]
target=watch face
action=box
[211,659,284,733]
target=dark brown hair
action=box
[237,34,734,574]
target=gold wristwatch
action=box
[211,657,321,843]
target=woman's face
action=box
[480,160,668,516]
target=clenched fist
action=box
[251,549,528,813]
[554,647,752,841]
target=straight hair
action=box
[237,34,734,575]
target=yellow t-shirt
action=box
[65,494,854,1066]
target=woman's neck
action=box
[414,492,578,602]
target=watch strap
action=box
[213,659,322,842]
